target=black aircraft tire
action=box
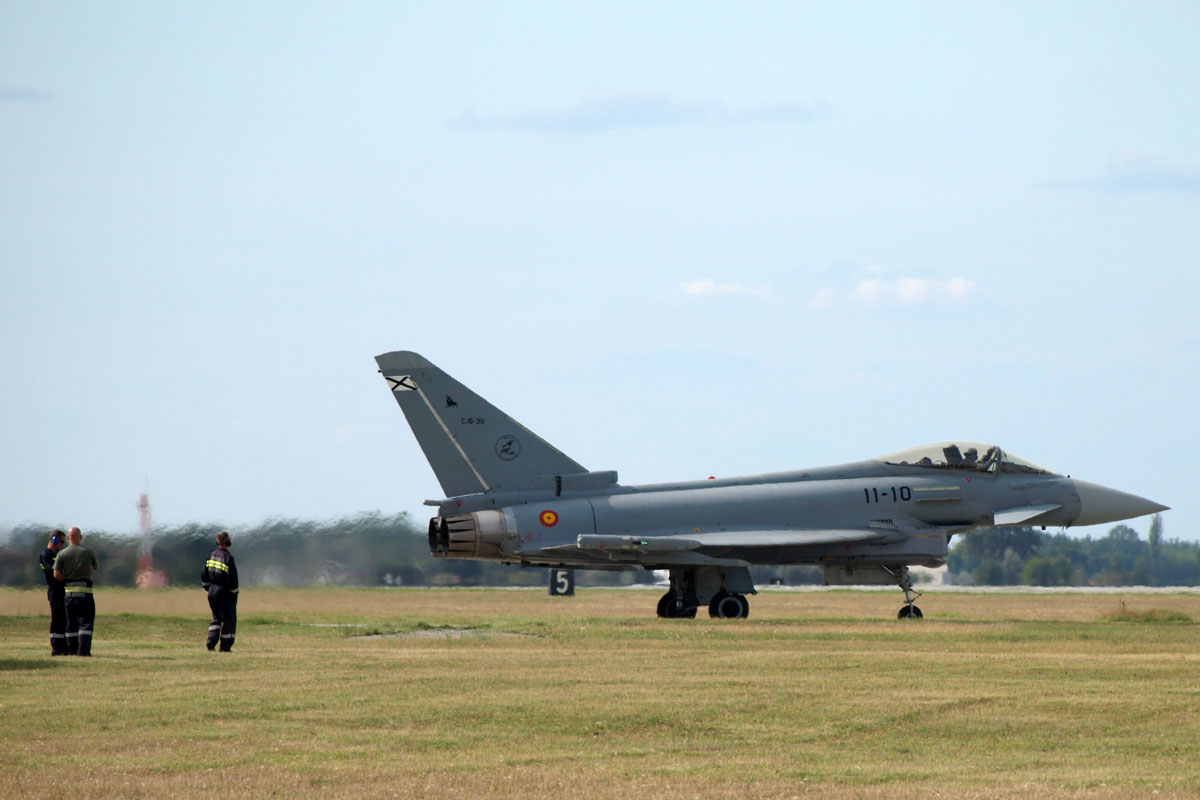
[682,606,698,618]
[898,605,924,619]
[707,590,728,618]
[656,592,673,618]
[710,592,746,619]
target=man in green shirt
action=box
[53,527,99,656]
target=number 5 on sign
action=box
[549,568,575,596]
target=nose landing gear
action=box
[885,565,924,619]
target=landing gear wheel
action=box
[657,592,697,619]
[708,591,750,619]
[884,565,925,620]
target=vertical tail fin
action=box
[375,351,586,497]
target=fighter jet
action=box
[376,351,1168,619]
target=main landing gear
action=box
[656,592,697,618]
[656,589,750,618]
[708,590,750,619]
[656,566,755,619]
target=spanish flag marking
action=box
[540,510,559,527]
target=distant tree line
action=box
[2,512,1194,589]
[946,515,1199,586]
[0,512,638,589]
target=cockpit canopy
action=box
[879,442,1058,475]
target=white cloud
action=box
[848,276,977,306]
[848,278,888,305]
[1046,158,1200,194]
[682,271,972,308]
[945,277,976,299]
[679,278,768,298]
[805,276,977,308]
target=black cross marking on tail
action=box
[386,376,417,392]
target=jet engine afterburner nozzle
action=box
[428,517,443,556]
[428,511,508,560]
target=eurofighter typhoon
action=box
[377,351,1168,619]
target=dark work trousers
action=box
[207,586,237,651]
[64,592,95,656]
[47,586,67,655]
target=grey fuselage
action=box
[431,459,1083,571]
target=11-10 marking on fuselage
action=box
[864,486,913,503]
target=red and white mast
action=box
[135,490,167,588]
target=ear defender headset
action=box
[51,534,63,545]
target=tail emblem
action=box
[495,435,521,461]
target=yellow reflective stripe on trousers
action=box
[206,560,229,572]
[65,587,93,594]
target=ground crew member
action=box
[201,531,238,651]
[53,527,99,656]
[39,529,68,655]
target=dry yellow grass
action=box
[2,587,1198,799]
[4,584,1195,621]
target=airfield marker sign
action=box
[549,568,575,596]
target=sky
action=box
[2,3,1197,542]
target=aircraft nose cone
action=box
[1072,480,1169,527]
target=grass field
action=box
[2,586,1199,799]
